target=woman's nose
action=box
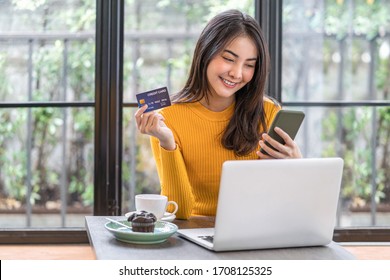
[228,65,242,80]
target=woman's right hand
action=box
[134,105,176,150]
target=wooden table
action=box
[85,216,355,260]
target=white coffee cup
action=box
[135,194,178,220]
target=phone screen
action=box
[260,110,305,155]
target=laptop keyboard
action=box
[198,235,214,244]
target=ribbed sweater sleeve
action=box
[151,136,194,219]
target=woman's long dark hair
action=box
[172,9,270,156]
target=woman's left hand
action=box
[256,127,302,159]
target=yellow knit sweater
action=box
[150,98,280,219]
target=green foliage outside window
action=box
[328,0,390,208]
[0,0,389,218]
[0,0,95,211]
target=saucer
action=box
[125,211,176,222]
[105,220,178,244]
[161,213,176,222]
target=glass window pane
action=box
[122,0,255,213]
[283,0,390,102]
[0,1,95,102]
[282,0,390,227]
[0,107,94,228]
[285,106,390,227]
[0,0,95,228]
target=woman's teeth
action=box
[222,78,236,86]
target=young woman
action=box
[134,9,302,219]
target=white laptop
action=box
[177,158,344,251]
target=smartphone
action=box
[260,109,305,155]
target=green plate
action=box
[104,220,178,244]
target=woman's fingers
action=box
[135,105,152,133]
[139,113,159,134]
[274,127,294,146]
[134,106,166,137]
[133,106,175,150]
[261,131,286,154]
[134,105,148,129]
[143,113,162,134]
[258,127,302,159]
[272,127,302,158]
[258,138,284,158]
[256,144,273,159]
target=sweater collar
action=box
[188,101,235,122]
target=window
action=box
[1,0,388,243]
[0,0,255,242]
[279,0,390,231]
[121,0,255,214]
[0,0,95,229]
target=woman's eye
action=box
[246,64,255,68]
[222,56,234,62]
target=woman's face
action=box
[206,36,257,103]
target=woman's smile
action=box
[220,77,239,88]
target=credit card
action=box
[136,86,171,113]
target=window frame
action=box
[93,0,124,216]
[258,0,390,242]
[0,0,125,244]
[1,0,389,244]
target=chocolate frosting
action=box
[127,210,157,223]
